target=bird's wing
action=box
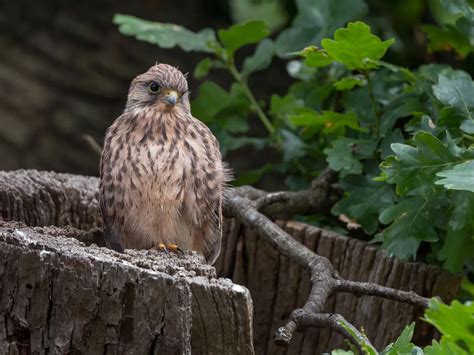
[190,120,230,264]
[99,140,125,253]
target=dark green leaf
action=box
[191,81,232,122]
[460,119,474,133]
[291,111,364,136]
[380,132,459,195]
[379,129,405,159]
[342,87,376,128]
[435,160,474,192]
[422,24,473,57]
[274,0,368,56]
[379,94,422,136]
[270,94,303,124]
[433,73,474,114]
[241,39,275,78]
[233,164,273,186]
[281,129,306,163]
[193,58,213,79]
[297,46,334,68]
[332,175,394,234]
[377,61,417,82]
[219,133,267,156]
[333,75,366,91]
[448,191,474,231]
[324,137,373,175]
[218,21,269,55]
[438,226,474,273]
[229,0,288,32]
[114,14,216,52]
[321,21,395,70]
[377,197,439,259]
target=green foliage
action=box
[321,22,395,70]
[436,161,474,192]
[113,14,216,52]
[423,0,474,57]
[274,0,368,56]
[423,298,474,354]
[218,21,269,56]
[115,0,474,275]
[333,294,474,354]
[241,39,275,78]
[229,0,288,32]
[380,323,423,354]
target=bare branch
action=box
[225,185,431,351]
[334,279,429,308]
[228,168,342,219]
[255,192,288,211]
[276,310,377,354]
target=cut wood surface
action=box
[0,170,461,354]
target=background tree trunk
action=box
[0,170,461,354]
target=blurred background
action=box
[0,0,472,178]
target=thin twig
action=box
[228,63,276,135]
[291,310,377,354]
[334,279,429,308]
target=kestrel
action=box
[99,64,229,264]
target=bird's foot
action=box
[155,243,185,256]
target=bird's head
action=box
[125,64,190,113]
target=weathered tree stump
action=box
[0,170,461,354]
[0,221,254,354]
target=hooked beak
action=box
[163,90,178,107]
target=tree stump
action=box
[0,170,461,354]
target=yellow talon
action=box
[167,243,178,251]
[167,243,185,255]
[154,243,184,255]
[157,243,168,252]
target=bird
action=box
[99,63,229,265]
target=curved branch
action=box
[225,183,431,351]
[230,168,342,219]
[334,279,429,308]
[278,310,377,354]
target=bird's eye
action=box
[148,82,160,93]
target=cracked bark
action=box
[0,169,461,354]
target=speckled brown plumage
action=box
[99,64,229,264]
